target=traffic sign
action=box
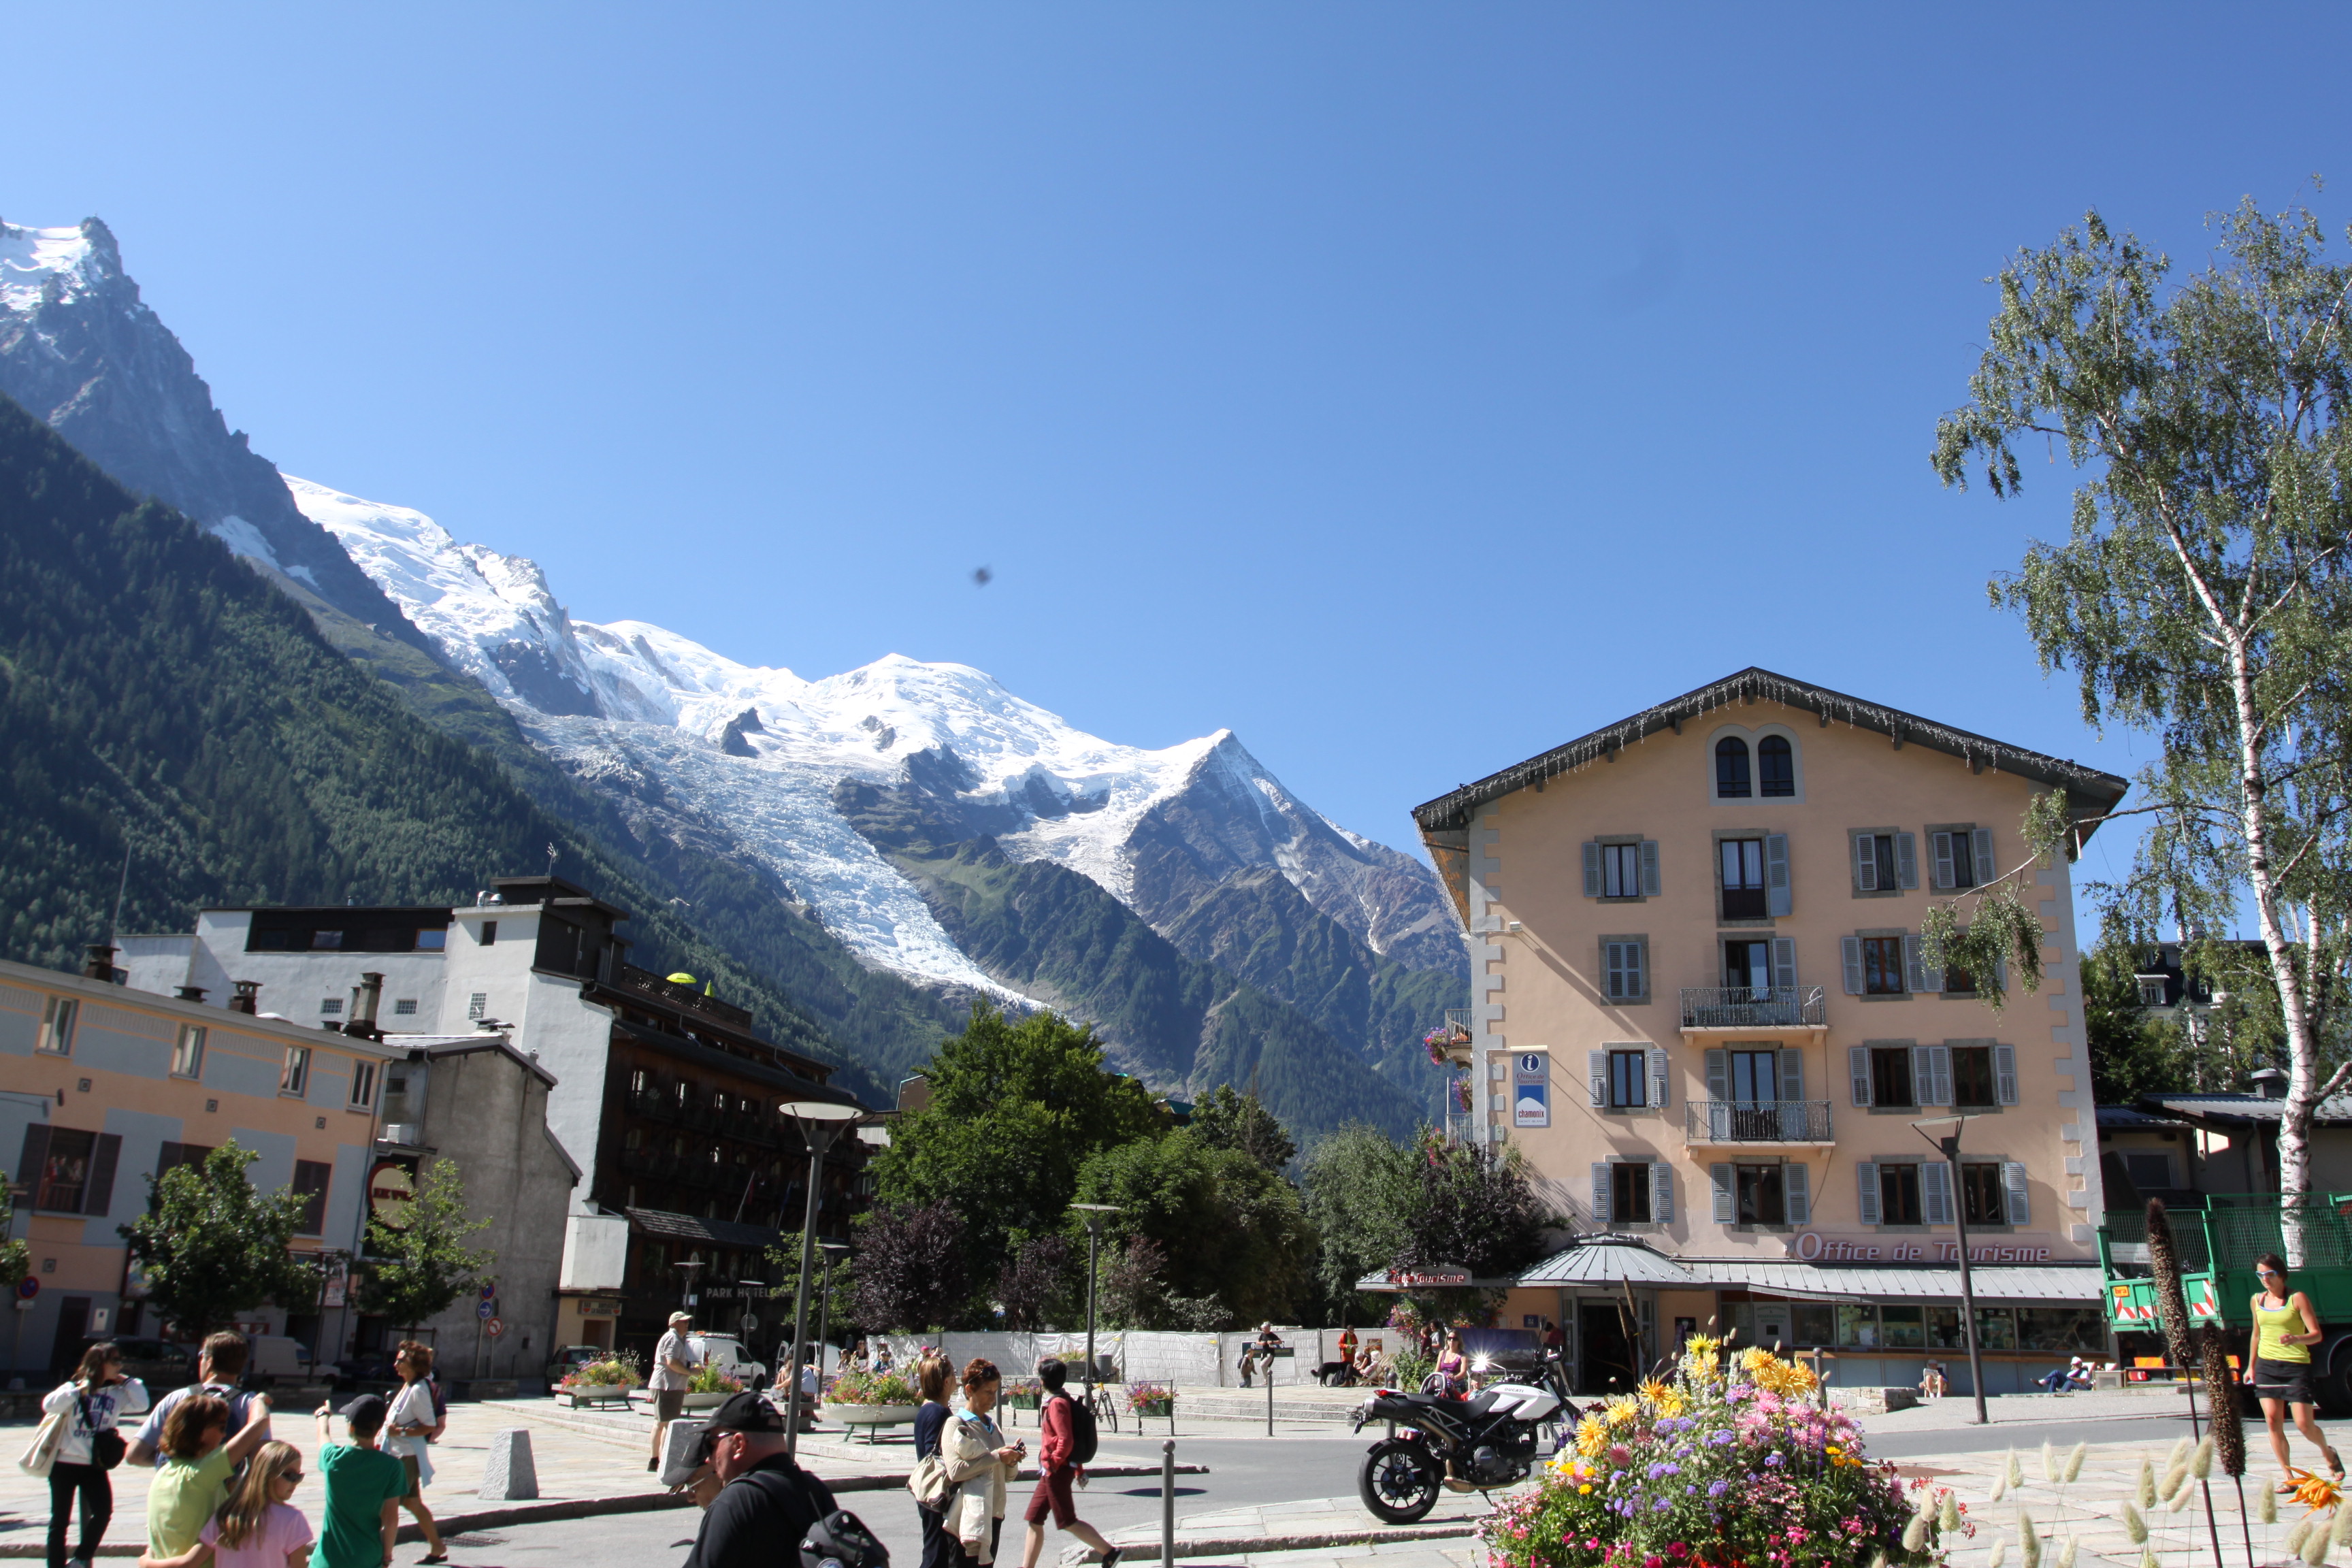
[476,1300,495,1320]
[14,1277,36,1301]
[485,1317,505,1337]
[480,1281,497,1300]
[740,1316,760,1335]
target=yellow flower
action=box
[1575,1414,1609,1456]
[1637,1377,1676,1407]
[1579,1484,1593,1494]
[1682,1332,1721,1357]
[1740,1345,1778,1374]
[1605,1396,1639,1428]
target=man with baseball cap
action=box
[651,1309,704,1472]
[681,1392,836,1568]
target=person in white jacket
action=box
[41,1341,149,1568]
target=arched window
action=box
[1759,735,1795,797]
[1715,737,1752,798]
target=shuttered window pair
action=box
[1589,1047,1669,1109]
[1851,831,1918,892]
[1948,1161,2032,1226]
[1839,932,2007,996]
[1718,835,1792,919]
[1709,1160,1809,1224]
[18,1124,120,1215]
[1846,1044,2016,1107]
[1603,938,1649,1001]
[1855,1161,1955,1225]
[1931,827,1997,890]
[1722,936,1797,993]
[1583,840,1661,899]
[1590,1160,1671,1224]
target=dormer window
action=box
[1716,738,1751,798]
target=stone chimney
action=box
[2250,1067,2289,1100]
[229,981,261,1015]
[82,943,117,981]
[174,985,208,1003]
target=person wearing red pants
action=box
[1017,1360,1117,1568]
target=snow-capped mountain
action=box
[287,477,1464,994]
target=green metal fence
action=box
[2100,1195,2352,1273]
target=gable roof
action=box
[1411,667,2129,836]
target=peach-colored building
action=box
[1411,669,2131,1397]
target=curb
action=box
[1091,1524,1482,1562]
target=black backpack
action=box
[1057,1390,1097,1466]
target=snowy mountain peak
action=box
[0,219,119,312]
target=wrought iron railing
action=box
[1443,1008,1473,1034]
[1677,986,1826,1029]
[1684,1100,1833,1143]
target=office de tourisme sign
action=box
[1785,1232,2053,1264]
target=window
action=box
[35,1127,93,1211]
[1720,838,1767,919]
[1608,1049,1649,1109]
[1758,736,1795,797]
[350,1060,379,1111]
[1612,1162,1653,1224]
[1715,738,1751,798]
[1726,1049,1779,1102]
[291,1160,332,1236]
[1973,1307,2019,1350]
[1723,939,1775,998]
[629,1068,650,1096]
[1961,1162,2008,1225]
[481,921,498,946]
[1602,937,1648,1002]
[1582,839,1659,900]
[1869,1046,1915,1107]
[1951,1045,1996,1107]
[416,928,447,951]
[1859,1158,1954,1223]
[467,992,487,1020]
[2124,1152,2175,1190]
[1851,831,1918,894]
[38,996,76,1055]
[1861,936,1906,994]
[171,1024,206,1079]
[1931,827,1995,891]
[281,1045,312,1097]
[2016,1307,2106,1353]
[1879,1305,1927,1348]
[154,1142,212,1188]
[1735,1163,1785,1224]
[321,998,344,1016]
[393,999,419,1017]
[1878,1163,1923,1224]
[2136,976,2170,1007]
[310,929,343,950]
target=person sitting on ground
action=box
[681,1391,838,1568]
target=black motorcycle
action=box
[1350,1352,1578,1524]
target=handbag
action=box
[17,1407,67,1479]
[906,1451,953,1512]
[80,1392,125,1470]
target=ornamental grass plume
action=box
[1991,1472,2010,1503]
[2330,1498,2352,1548]
[2161,1437,2191,1499]
[2285,1520,2314,1555]
[2042,1439,2059,1483]
[2138,1455,2158,1507]
[2019,1509,2042,1568]
[2139,1548,2159,1568]
[2063,1442,2087,1484]
[2199,1323,2247,1477]
[2146,1199,2198,1374]
[1903,1515,1929,1553]
[2055,1535,2079,1568]
[1989,1537,2008,1568]
[2306,1520,2334,1567]
[2261,1487,2280,1526]
[2122,1503,2149,1545]
[1942,1492,1962,1532]
[2191,1437,2215,1482]
[2008,1449,2027,1488]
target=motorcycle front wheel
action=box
[1359,1437,1441,1524]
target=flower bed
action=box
[1126,1379,1175,1416]
[688,1363,745,1395]
[1482,1337,1964,1568]
[1003,1377,1044,1411]
[827,1369,919,1407]
[557,1354,642,1404]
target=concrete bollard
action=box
[478,1427,540,1501]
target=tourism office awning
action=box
[1509,1239,2102,1305]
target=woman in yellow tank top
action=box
[2244,1252,2342,1482]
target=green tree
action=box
[841,1202,970,1332]
[120,1143,316,1335]
[1190,1084,1298,1173]
[1933,195,2352,1205]
[355,1159,493,1330]
[1396,1134,1557,1324]
[763,1228,863,1346]
[1071,1129,1313,1329]
[0,1171,27,1296]
[871,1004,1160,1279]
[1299,1124,1418,1314]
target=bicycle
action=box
[1085,1381,1121,1435]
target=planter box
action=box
[557,1384,638,1409]
[682,1390,739,1410]
[828,1402,919,1426]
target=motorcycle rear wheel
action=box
[1359,1437,1441,1524]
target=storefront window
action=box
[1752,1305,1793,1347]
[1974,1307,2018,1350]
[1925,1306,1964,1349]
[2018,1307,2105,1353]
[1835,1305,1880,1347]
[1793,1305,1835,1346]
[1878,1305,1926,1348]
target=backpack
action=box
[1057,1390,1097,1467]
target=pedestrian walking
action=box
[1016,1358,1117,1568]
[140,1440,313,1568]
[943,1359,1024,1567]
[912,1355,956,1568]
[144,1392,274,1559]
[39,1339,149,1568]
[127,1333,265,1468]
[680,1391,838,1568]
[310,1396,407,1568]
[649,1310,703,1473]
[2243,1252,2345,1481]
[384,1343,448,1563]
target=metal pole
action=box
[1161,1439,1175,1568]
[817,1255,835,1382]
[1085,1216,1101,1400]
[1266,1358,1274,1437]
[783,1124,833,1460]
[1946,1137,1988,1426]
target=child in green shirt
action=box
[146,1390,276,1556]
[310,1395,408,1568]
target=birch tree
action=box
[1932,197,2352,1223]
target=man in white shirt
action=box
[649,1310,702,1472]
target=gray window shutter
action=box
[1912,1045,1936,1107]
[1842,936,1865,996]
[1641,840,1661,897]
[1651,1162,1673,1222]
[1932,832,1955,890]
[1973,828,1995,887]
[1903,934,1927,994]
[1852,834,1877,892]
[1705,1049,1729,1102]
[1779,1049,1805,1101]
[1769,938,1794,994]
[1922,1160,1955,1225]
[1765,834,1791,917]
[1896,832,1918,889]
[1995,1044,2019,1105]
[1917,936,1944,994]
[1649,1047,1671,1109]
[1848,1045,1873,1107]
[1591,1162,1612,1225]
[2004,1161,2031,1226]
[1778,1049,1807,1139]
[1588,1051,1608,1108]
[1711,1163,1735,1223]
[1584,842,1602,898]
[1784,1161,1810,1224]
[1994,955,2010,994]
[1926,1045,1953,1107]
[1856,1162,1882,1226]
[1631,940,1648,1000]
[18,1124,50,1208]
[85,1132,120,1216]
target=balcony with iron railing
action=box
[1684,1099,1833,1145]
[1426,1007,1477,1069]
[1677,985,1826,1032]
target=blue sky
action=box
[9,5,2352,902]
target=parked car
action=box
[545,1344,608,1384]
[68,1336,194,1391]
[690,1333,768,1391]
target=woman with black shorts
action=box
[2244,1252,2342,1482]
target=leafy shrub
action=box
[687,1362,745,1395]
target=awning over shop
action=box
[1518,1239,1697,1287]
[1505,1241,2103,1305]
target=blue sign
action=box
[477,1300,495,1320]
[1514,1053,1550,1128]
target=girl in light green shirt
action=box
[146,1390,275,1557]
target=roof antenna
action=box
[108,838,131,942]
[546,841,559,878]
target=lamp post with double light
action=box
[781,1100,860,1458]
[1070,1203,1122,1399]
[1912,1113,1987,1425]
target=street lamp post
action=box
[1070,1204,1122,1401]
[782,1100,860,1460]
[674,1258,706,1318]
[816,1241,849,1384]
[1913,1115,1988,1425]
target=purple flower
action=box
[1765,1453,1784,1467]
[1653,1498,1671,1512]
[1708,1480,1730,1497]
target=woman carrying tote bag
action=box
[39,1341,149,1568]
[942,1359,1023,1566]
